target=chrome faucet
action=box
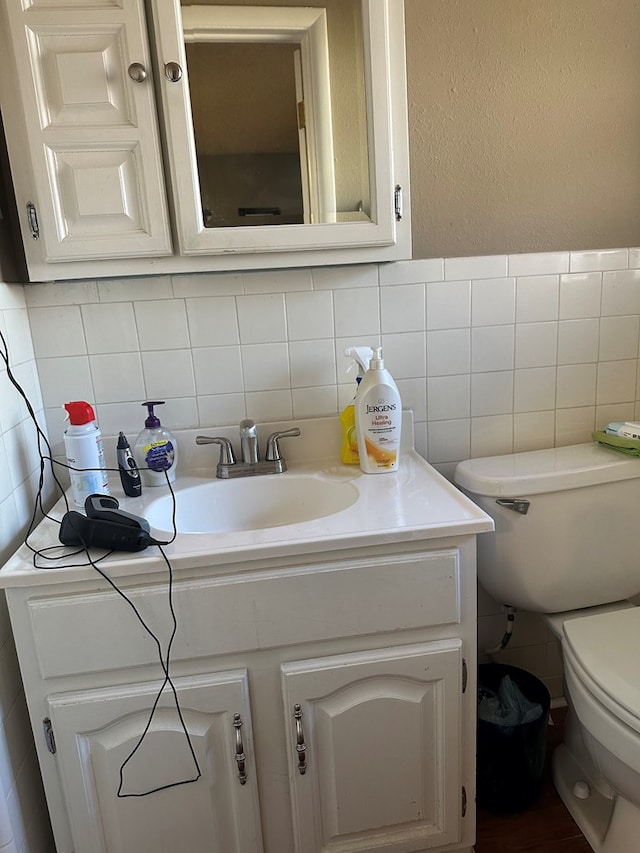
[196,422,301,479]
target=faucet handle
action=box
[195,435,236,465]
[265,427,301,462]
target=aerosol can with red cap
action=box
[63,401,110,507]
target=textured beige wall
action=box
[406,0,640,259]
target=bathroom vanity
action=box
[0,419,492,853]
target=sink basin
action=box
[143,473,359,534]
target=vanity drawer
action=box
[28,549,461,678]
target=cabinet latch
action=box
[26,202,39,240]
[462,658,468,694]
[394,185,403,221]
[43,718,56,754]
[462,785,467,817]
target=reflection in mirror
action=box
[180,1,369,230]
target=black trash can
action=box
[476,663,551,813]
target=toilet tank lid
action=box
[454,442,640,496]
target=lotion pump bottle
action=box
[355,347,402,473]
[133,401,178,486]
[340,346,372,464]
[63,401,110,506]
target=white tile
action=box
[4,422,31,490]
[0,283,26,311]
[98,276,173,302]
[508,252,569,277]
[596,360,637,404]
[89,353,144,403]
[601,269,640,315]
[243,268,312,294]
[555,407,595,446]
[471,278,515,326]
[312,264,378,290]
[192,346,243,395]
[241,343,290,391]
[141,349,195,398]
[186,296,239,347]
[0,436,13,503]
[557,319,599,364]
[289,339,336,387]
[514,322,558,368]
[470,414,513,457]
[426,280,471,330]
[379,258,443,285]
[596,402,635,431]
[426,419,470,464]
[471,371,513,417]
[396,377,427,421]
[92,401,146,438]
[197,394,246,428]
[380,283,425,333]
[244,389,293,421]
[629,248,640,269]
[559,273,602,319]
[236,294,286,344]
[569,248,628,272]
[513,367,557,413]
[171,272,243,297]
[333,287,380,338]
[134,299,189,350]
[28,306,86,358]
[3,309,34,365]
[37,356,94,409]
[427,329,470,376]
[82,303,139,353]
[0,368,23,434]
[444,255,507,280]
[427,375,470,421]
[556,364,597,408]
[471,326,514,372]
[24,280,98,306]
[380,332,426,378]
[152,397,198,431]
[292,386,338,418]
[285,291,334,340]
[515,275,559,322]
[599,315,640,361]
[513,411,555,452]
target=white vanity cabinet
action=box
[0,0,411,281]
[4,539,478,853]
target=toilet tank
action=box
[454,443,640,613]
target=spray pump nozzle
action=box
[344,346,372,382]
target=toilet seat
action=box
[562,608,640,776]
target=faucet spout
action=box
[239,419,259,463]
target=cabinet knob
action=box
[293,704,307,775]
[233,713,247,785]
[164,61,183,83]
[127,62,147,83]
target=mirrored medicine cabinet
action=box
[0,0,410,282]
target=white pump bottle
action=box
[354,346,402,473]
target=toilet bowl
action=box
[454,443,640,852]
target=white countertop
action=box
[1,416,493,587]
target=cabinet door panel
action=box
[48,670,263,853]
[5,1,172,260]
[281,641,462,853]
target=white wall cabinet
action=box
[5,540,477,853]
[0,0,411,282]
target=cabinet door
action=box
[3,0,172,262]
[47,670,263,853]
[281,640,463,853]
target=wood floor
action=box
[475,706,592,853]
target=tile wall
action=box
[24,246,640,699]
[0,282,55,852]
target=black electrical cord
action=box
[0,328,201,796]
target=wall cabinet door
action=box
[47,670,263,853]
[281,640,464,853]
[2,0,172,263]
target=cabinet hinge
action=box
[394,184,403,221]
[462,785,467,817]
[43,718,56,754]
[26,202,39,240]
[462,657,468,693]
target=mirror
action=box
[181,1,369,230]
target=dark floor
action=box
[475,706,592,852]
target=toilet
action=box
[454,442,640,853]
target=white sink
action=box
[143,473,359,534]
